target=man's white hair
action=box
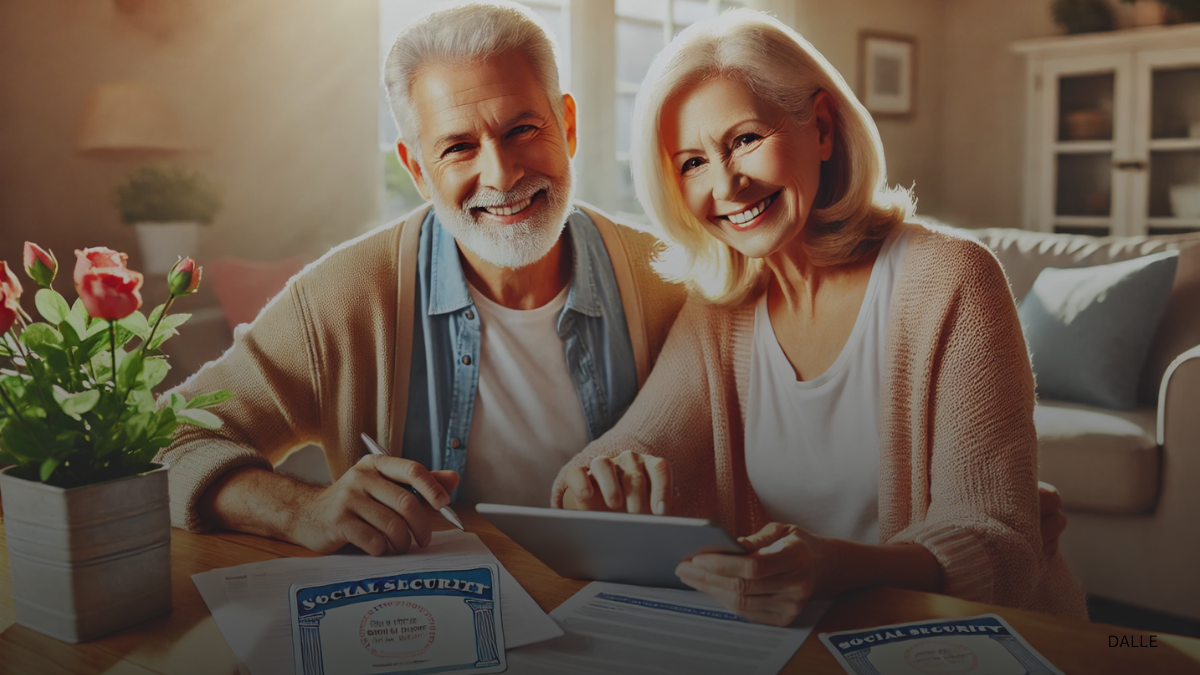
[383,0,565,156]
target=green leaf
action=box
[2,421,42,461]
[113,323,136,350]
[59,316,84,346]
[184,389,235,410]
[170,392,186,412]
[147,304,167,327]
[117,350,144,391]
[128,387,157,413]
[34,289,71,325]
[118,311,151,341]
[176,408,222,429]
[39,457,60,482]
[158,313,191,331]
[52,386,101,421]
[138,357,170,390]
[0,447,17,465]
[20,323,64,354]
[85,318,109,339]
[123,412,153,445]
[147,328,179,351]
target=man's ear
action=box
[813,90,835,163]
[396,140,431,200]
[562,92,578,159]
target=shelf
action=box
[1147,217,1200,228]
[1054,216,1110,227]
[1055,141,1113,154]
[1148,138,1200,152]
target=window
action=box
[377,1,570,222]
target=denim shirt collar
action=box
[426,208,604,318]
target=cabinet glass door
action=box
[1136,49,1200,235]
[1041,55,1134,236]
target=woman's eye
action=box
[681,157,705,174]
[735,133,761,148]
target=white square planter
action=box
[0,463,172,643]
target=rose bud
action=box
[74,247,129,291]
[77,266,144,320]
[167,257,202,297]
[0,287,17,335]
[0,261,22,302]
[23,242,58,287]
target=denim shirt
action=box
[399,207,638,498]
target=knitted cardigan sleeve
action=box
[882,235,1046,609]
[551,299,722,520]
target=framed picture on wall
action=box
[858,32,917,118]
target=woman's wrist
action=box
[817,538,942,598]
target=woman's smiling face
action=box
[661,77,834,260]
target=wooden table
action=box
[2,506,1198,674]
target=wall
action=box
[939,0,1057,229]
[0,0,379,298]
[791,0,949,217]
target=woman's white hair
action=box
[632,9,915,305]
[383,0,564,158]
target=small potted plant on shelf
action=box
[115,164,222,275]
[0,242,232,643]
[1119,0,1200,25]
[1050,0,1115,34]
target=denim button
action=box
[450,438,461,449]
[461,355,472,366]
[465,310,475,320]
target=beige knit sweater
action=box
[552,223,1088,619]
[160,204,686,533]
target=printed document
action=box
[192,530,560,675]
[819,614,1064,675]
[507,581,830,674]
[288,564,506,675]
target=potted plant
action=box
[1050,0,1115,33]
[1119,0,1200,24]
[0,243,231,642]
[115,164,222,274]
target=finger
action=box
[339,514,391,557]
[563,467,608,511]
[589,457,624,510]
[675,561,811,596]
[615,452,649,514]
[644,456,672,515]
[691,536,808,580]
[1038,482,1062,518]
[737,523,794,552]
[352,496,415,554]
[1042,511,1067,557]
[371,456,451,508]
[432,470,461,494]
[365,478,432,547]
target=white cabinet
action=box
[1014,24,1200,236]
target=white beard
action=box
[427,167,575,270]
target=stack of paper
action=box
[192,530,562,675]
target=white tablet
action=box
[475,503,745,589]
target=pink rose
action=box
[23,242,58,287]
[167,257,202,296]
[0,261,22,302]
[0,286,17,335]
[74,247,129,291]
[78,267,144,320]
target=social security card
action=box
[819,613,1064,675]
[288,564,506,675]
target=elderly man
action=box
[161,0,1066,560]
[159,1,684,557]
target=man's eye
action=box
[509,125,537,137]
[681,157,705,174]
[442,143,473,157]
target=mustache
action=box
[463,175,554,211]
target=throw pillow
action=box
[1018,250,1179,410]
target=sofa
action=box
[971,227,1200,621]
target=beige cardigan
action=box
[160,203,686,533]
[552,223,1088,619]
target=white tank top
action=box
[744,229,910,544]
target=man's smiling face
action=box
[398,51,577,269]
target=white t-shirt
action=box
[460,281,591,507]
[744,229,910,544]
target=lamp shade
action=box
[77,82,190,155]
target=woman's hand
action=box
[561,450,673,515]
[675,522,828,626]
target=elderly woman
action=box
[552,10,1085,625]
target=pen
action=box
[360,432,466,531]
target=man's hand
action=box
[1038,481,1067,557]
[561,450,672,515]
[290,455,459,556]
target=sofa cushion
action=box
[1019,251,1179,409]
[973,228,1200,404]
[1035,399,1159,514]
